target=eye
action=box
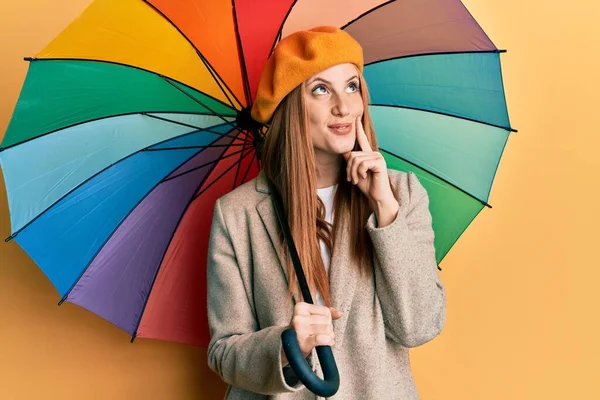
[312,84,328,95]
[347,81,360,93]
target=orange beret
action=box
[251,26,364,124]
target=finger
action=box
[305,303,334,317]
[345,153,354,182]
[313,333,335,347]
[343,151,352,162]
[351,155,367,184]
[357,155,382,180]
[291,314,310,330]
[297,319,334,340]
[355,115,372,152]
[345,152,357,182]
[308,315,332,326]
[308,323,331,336]
[345,152,368,182]
[353,154,377,182]
[351,154,378,184]
[294,302,313,316]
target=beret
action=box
[250,26,364,124]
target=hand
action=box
[343,115,396,209]
[281,302,342,367]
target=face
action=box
[303,63,364,162]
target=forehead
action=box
[307,63,358,83]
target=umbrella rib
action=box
[130,144,255,343]
[55,130,240,305]
[161,147,249,183]
[365,49,509,66]
[231,0,252,106]
[191,146,255,202]
[240,150,258,189]
[255,151,262,171]
[141,113,251,143]
[143,0,242,110]
[144,144,248,152]
[4,127,240,243]
[161,77,247,137]
[340,0,397,30]
[370,103,517,133]
[379,148,492,208]
[197,51,240,111]
[134,0,246,110]
[142,0,241,107]
[267,0,299,57]
[232,138,248,190]
[0,111,238,154]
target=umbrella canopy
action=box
[0,0,514,347]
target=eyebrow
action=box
[307,75,358,86]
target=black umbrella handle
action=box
[267,178,340,397]
[281,330,340,397]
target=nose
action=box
[332,94,349,117]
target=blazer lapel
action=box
[254,169,358,347]
[327,217,358,348]
[255,170,302,306]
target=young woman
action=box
[207,26,446,399]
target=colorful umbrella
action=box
[0,0,515,349]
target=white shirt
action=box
[315,183,337,307]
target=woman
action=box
[207,26,446,399]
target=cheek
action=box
[306,107,327,144]
[305,101,323,125]
[308,110,328,132]
[350,97,364,116]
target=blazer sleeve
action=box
[206,198,309,395]
[365,171,447,348]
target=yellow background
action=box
[1,0,599,399]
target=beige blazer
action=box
[207,168,446,399]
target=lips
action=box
[328,123,351,129]
[328,123,352,135]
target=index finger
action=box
[355,115,372,152]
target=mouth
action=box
[328,123,352,135]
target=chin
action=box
[315,138,355,156]
[340,140,356,154]
[339,146,355,155]
[331,137,356,151]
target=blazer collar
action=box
[255,169,358,348]
[255,168,270,193]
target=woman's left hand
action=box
[343,115,397,210]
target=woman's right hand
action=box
[281,302,342,367]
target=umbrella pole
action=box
[267,178,340,397]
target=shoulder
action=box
[209,176,268,239]
[215,175,268,214]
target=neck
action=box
[314,150,342,189]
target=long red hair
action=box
[259,73,394,307]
